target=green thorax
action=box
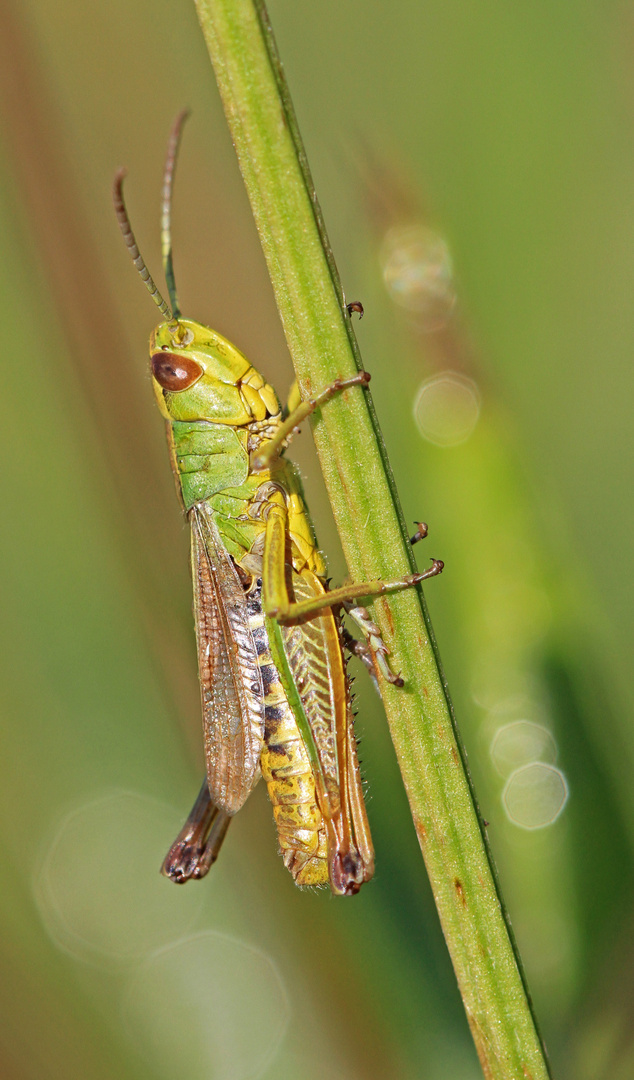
[170,419,250,508]
[169,418,318,568]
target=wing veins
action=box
[191,504,265,814]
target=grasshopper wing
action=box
[190,502,265,814]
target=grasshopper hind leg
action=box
[325,692,375,896]
[162,779,231,883]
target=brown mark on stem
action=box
[382,602,395,635]
[466,1013,495,1080]
[411,813,427,846]
[454,878,466,906]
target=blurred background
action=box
[1,0,633,1076]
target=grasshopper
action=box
[113,112,443,895]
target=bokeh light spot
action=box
[471,666,535,713]
[414,372,481,447]
[34,791,204,965]
[503,764,569,830]
[491,720,558,778]
[123,931,289,1080]
[381,224,456,327]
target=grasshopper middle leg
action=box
[262,501,443,626]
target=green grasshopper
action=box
[113,112,443,895]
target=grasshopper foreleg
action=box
[162,779,231,883]
[251,370,372,472]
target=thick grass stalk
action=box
[193,0,552,1075]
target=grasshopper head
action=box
[114,115,280,429]
[150,318,280,426]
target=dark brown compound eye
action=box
[151,352,203,391]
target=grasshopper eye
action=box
[151,352,203,391]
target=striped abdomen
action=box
[246,588,329,886]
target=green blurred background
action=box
[1,0,634,1076]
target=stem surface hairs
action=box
[113,112,443,895]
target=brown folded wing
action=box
[190,502,265,814]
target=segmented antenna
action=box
[113,169,173,320]
[161,109,191,320]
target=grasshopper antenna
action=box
[113,168,173,320]
[161,108,191,320]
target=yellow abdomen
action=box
[247,587,329,887]
[260,703,329,887]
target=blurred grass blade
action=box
[193,0,552,1075]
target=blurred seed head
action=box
[381,223,456,328]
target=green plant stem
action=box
[193,1,552,1076]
